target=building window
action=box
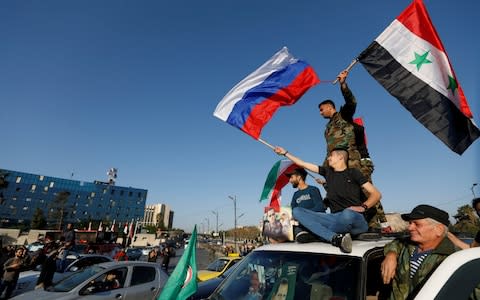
[120,190,124,196]
[15,187,21,192]
[129,191,132,197]
[43,186,48,192]
[111,190,115,195]
[12,197,17,201]
[39,175,44,181]
[39,199,44,203]
[15,177,21,183]
[26,198,31,202]
[49,182,54,188]
[103,189,107,194]
[31,184,36,192]
[23,206,28,211]
[90,192,95,197]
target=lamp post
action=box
[212,210,219,235]
[204,217,210,234]
[228,195,237,252]
[472,183,478,198]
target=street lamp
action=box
[228,195,237,252]
[204,217,210,234]
[212,210,219,235]
[472,183,478,198]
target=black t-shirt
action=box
[475,230,480,244]
[318,166,367,213]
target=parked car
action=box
[12,261,168,300]
[26,242,45,252]
[126,248,143,261]
[197,255,242,282]
[12,254,113,297]
[141,247,155,256]
[208,237,480,299]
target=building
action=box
[0,169,147,228]
[143,203,174,229]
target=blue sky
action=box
[1,1,478,232]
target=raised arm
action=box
[337,70,356,122]
[273,146,320,174]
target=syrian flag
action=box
[358,0,479,155]
[110,219,116,232]
[159,226,198,300]
[128,220,134,239]
[123,222,128,235]
[260,160,299,211]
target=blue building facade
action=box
[0,169,147,227]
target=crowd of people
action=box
[262,69,480,299]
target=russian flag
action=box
[214,47,320,139]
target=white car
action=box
[209,235,480,299]
[13,254,112,298]
[12,261,168,300]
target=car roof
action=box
[253,238,395,257]
[66,253,112,260]
[94,261,161,268]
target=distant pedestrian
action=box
[114,248,128,261]
[161,247,170,271]
[36,248,59,290]
[0,247,25,299]
[147,248,157,262]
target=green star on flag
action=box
[409,50,432,71]
[447,75,458,95]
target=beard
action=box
[291,182,298,188]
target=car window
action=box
[207,259,228,272]
[423,258,480,300]
[81,267,128,295]
[53,265,105,292]
[131,266,157,286]
[69,256,111,271]
[211,251,362,300]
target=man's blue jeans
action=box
[292,207,368,242]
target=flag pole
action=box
[332,58,359,84]
[258,138,274,150]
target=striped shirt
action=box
[410,247,432,278]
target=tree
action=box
[156,213,167,230]
[452,204,479,236]
[31,208,47,229]
[48,191,71,230]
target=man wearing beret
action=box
[381,204,457,299]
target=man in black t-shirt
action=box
[273,146,382,253]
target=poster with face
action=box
[262,206,294,242]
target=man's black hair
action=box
[318,99,335,109]
[472,198,480,208]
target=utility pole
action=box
[212,210,219,235]
[228,195,237,252]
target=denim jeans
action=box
[292,207,368,242]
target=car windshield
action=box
[207,259,229,272]
[50,265,106,292]
[210,250,361,300]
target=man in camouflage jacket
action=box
[381,205,457,299]
[318,70,388,230]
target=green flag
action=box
[159,226,198,300]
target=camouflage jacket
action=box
[324,84,360,167]
[384,237,457,300]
